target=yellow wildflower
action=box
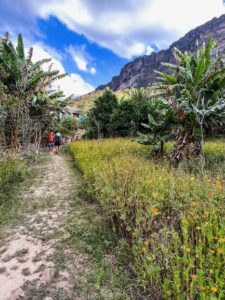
[204,210,209,217]
[141,245,148,253]
[191,201,197,206]
[217,248,223,255]
[208,192,214,197]
[211,286,218,293]
[219,238,225,243]
[147,179,153,185]
[186,247,191,253]
[210,250,215,254]
[183,219,189,225]
[209,269,214,274]
[151,207,159,216]
[216,184,223,190]
[151,192,158,199]
[141,241,149,254]
[191,274,197,281]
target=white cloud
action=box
[89,67,96,74]
[59,73,94,97]
[36,0,225,58]
[66,44,96,74]
[145,45,154,56]
[1,0,224,58]
[31,43,94,97]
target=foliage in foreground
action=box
[0,157,27,225]
[0,33,66,151]
[69,139,225,299]
[0,158,26,192]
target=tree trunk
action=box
[170,128,193,167]
[11,108,19,151]
[160,141,164,157]
[192,141,202,156]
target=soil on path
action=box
[0,153,105,300]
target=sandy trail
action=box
[0,153,86,300]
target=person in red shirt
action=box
[48,131,54,152]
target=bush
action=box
[0,158,27,201]
[68,139,225,299]
[51,116,77,136]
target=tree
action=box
[90,89,118,138]
[110,100,136,136]
[128,88,152,132]
[29,90,66,151]
[155,39,225,166]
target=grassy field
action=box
[68,138,225,299]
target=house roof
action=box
[66,106,83,114]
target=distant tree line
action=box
[85,88,152,139]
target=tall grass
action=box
[0,157,27,225]
[68,139,225,299]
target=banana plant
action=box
[136,98,172,157]
[0,33,66,149]
[154,38,225,166]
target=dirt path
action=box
[0,153,80,299]
[0,152,122,300]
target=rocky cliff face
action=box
[97,14,225,91]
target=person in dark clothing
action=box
[54,131,62,153]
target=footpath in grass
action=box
[0,152,133,300]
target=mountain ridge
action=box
[97,14,225,91]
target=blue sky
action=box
[37,16,128,87]
[0,0,224,97]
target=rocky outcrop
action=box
[97,14,225,91]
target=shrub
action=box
[0,157,26,200]
[69,139,225,299]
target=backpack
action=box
[55,133,61,143]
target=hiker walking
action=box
[48,131,54,152]
[54,131,62,153]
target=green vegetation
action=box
[0,154,48,229]
[69,138,225,299]
[1,29,225,299]
[72,42,225,298]
[88,89,118,138]
[51,116,77,136]
[85,88,153,139]
[155,39,225,166]
[0,157,27,226]
[85,40,225,169]
[0,32,67,152]
[136,98,173,157]
[67,189,135,298]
